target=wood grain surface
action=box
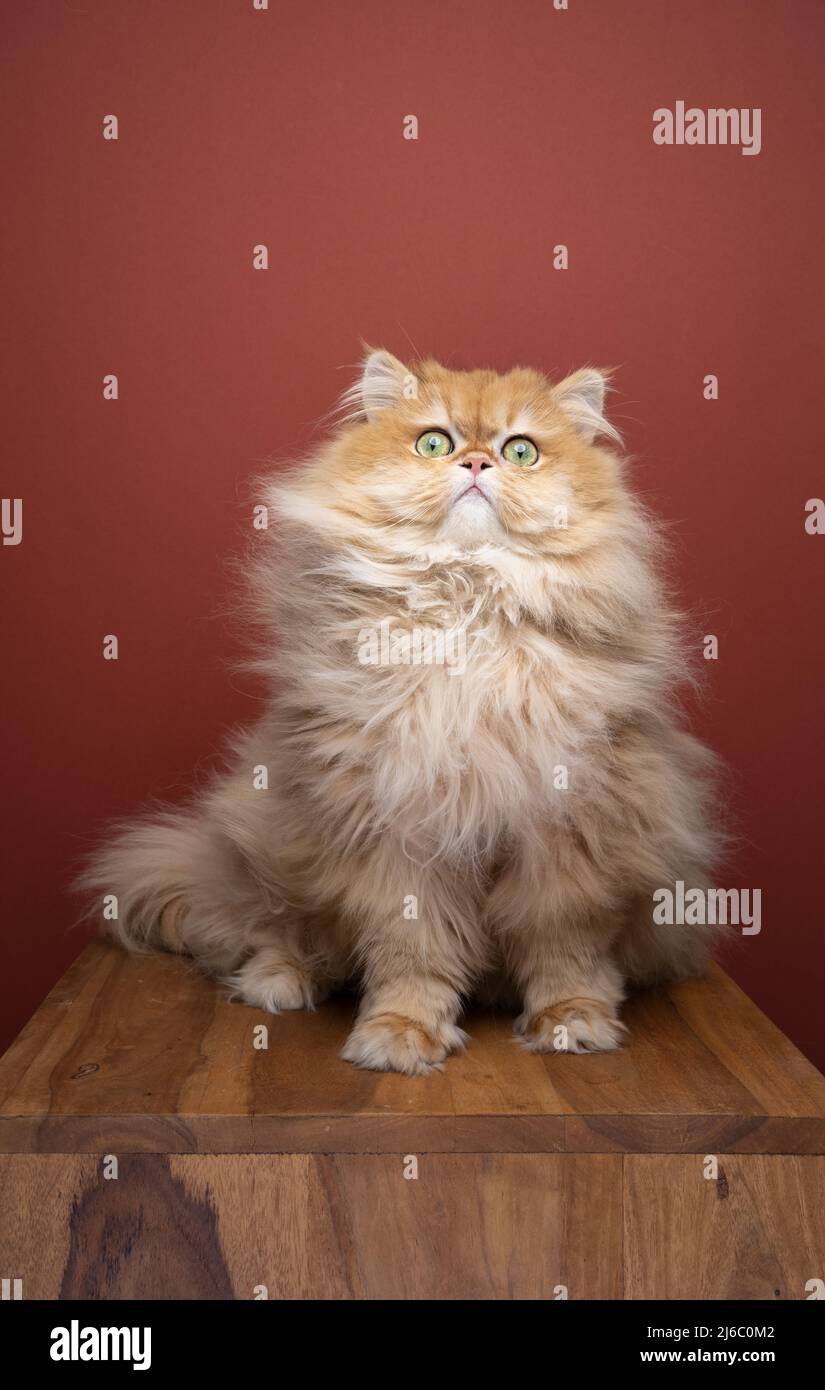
[2,1151,822,1299]
[1,942,823,1155]
[624,1155,825,1300]
[0,1153,622,1300]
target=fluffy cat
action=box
[81,350,722,1075]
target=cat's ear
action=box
[359,348,411,421]
[334,349,412,426]
[553,368,620,444]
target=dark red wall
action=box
[3,0,824,1066]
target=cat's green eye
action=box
[502,436,539,467]
[415,429,454,458]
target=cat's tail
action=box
[78,809,208,956]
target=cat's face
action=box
[280,351,627,561]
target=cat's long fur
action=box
[80,351,723,1074]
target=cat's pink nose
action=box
[459,454,494,477]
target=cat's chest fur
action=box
[284,552,648,856]
[330,594,621,853]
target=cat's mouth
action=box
[457,482,493,506]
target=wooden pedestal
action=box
[1,943,823,1300]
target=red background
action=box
[2,0,824,1065]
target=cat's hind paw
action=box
[224,950,317,1013]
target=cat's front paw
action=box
[517,998,626,1054]
[341,1012,468,1076]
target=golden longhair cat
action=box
[82,350,722,1074]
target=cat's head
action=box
[274,350,631,563]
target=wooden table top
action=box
[1,942,823,1155]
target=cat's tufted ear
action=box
[333,349,414,426]
[358,349,411,421]
[553,368,621,444]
